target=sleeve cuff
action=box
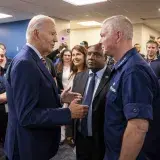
[123,103,153,120]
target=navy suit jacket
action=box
[4,45,71,160]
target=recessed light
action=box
[0,13,12,19]
[63,0,107,6]
[78,21,101,26]
[158,8,160,12]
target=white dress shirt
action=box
[84,65,107,136]
[26,43,42,59]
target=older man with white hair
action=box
[100,15,160,160]
[4,15,88,160]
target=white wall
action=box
[132,24,142,47]
[54,18,70,49]
[70,27,101,49]
[70,24,160,54]
[141,25,160,54]
[70,25,143,49]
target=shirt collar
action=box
[146,56,157,63]
[89,65,107,79]
[26,43,42,59]
[112,48,136,71]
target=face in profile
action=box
[100,24,116,57]
[72,49,85,67]
[146,43,158,57]
[36,20,58,55]
[63,51,71,63]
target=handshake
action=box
[60,88,88,119]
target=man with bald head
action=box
[4,15,88,160]
[72,43,111,160]
[100,15,160,160]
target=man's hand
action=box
[0,92,7,104]
[60,87,82,103]
[69,101,88,119]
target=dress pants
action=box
[76,131,104,160]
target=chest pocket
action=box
[108,78,121,100]
[107,76,123,115]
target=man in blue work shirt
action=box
[100,15,160,160]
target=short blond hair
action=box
[26,15,55,41]
[103,15,133,40]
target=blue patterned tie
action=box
[81,72,96,136]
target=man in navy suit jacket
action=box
[4,15,88,160]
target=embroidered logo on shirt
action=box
[118,57,126,67]
[110,82,116,93]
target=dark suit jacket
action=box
[72,67,111,153]
[150,59,160,85]
[45,57,56,77]
[4,45,71,160]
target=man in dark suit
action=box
[72,43,111,160]
[4,15,88,160]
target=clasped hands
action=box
[60,87,88,119]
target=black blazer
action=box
[72,66,111,145]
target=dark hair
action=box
[82,41,88,46]
[55,49,71,73]
[80,41,88,48]
[71,45,87,74]
[146,40,158,48]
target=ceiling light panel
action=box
[63,0,107,6]
[0,13,12,19]
[78,21,102,26]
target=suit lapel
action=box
[23,45,58,94]
[94,67,110,98]
[81,71,89,96]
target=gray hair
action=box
[103,15,133,40]
[26,15,55,41]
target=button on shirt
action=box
[104,48,160,160]
[84,66,107,136]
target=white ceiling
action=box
[0,0,160,31]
